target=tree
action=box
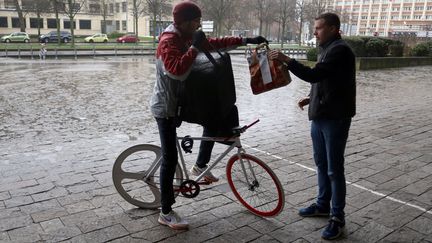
[61,0,85,46]
[295,0,307,46]
[96,0,109,34]
[197,0,236,37]
[130,0,145,36]
[24,0,51,36]
[254,0,266,36]
[12,0,26,32]
[143,0,171,47]
[220,1,242,36]
[50,0,62,45]
[276,0,295,48]
[305,0,330,39]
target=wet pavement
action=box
[0,56,431,242]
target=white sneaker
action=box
[158,210,189,230]
[190,164,219,183]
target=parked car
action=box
[84,33,109,43]
[1,32,30,43]
[116,34,139,43]
[39,31,72,43]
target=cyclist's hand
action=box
[246,36,269,45]
[192,30,207,50]
[298,97,310,111]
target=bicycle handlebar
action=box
[245,119,260,131]
[236,119,260,134]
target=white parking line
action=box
[245,145,432,215]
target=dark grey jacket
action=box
[288,36,356,120]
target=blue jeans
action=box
[311,118,351,219]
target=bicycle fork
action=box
[237,149,259,191]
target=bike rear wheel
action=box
[112,144,183,209]
[226,153,285,217]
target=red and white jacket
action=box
[150,24,244,119]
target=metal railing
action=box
[0,44,309,60]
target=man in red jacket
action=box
[150,1,267,230]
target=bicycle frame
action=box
[143,119,260,184]
[176,135,245,182]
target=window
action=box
[403,7,411,11]
[30,18,44,28]
[11,17,25,28]
[122,2,127,12]
[21,0,33,10]
[109,3,114,13]
[89,3,100,13]
[362,16,368,19]
[381,16,387,19]
[122,20,127,31]
[391,15,399,19]
[370,16,376,19]
[47,19,57,28]
[0,17,8,27]
[392,7,400,11]
[79,20,91,29]
[4,0,15,9]
[414,15,422,19]
[415,6,423,11]
[427,6,432,10]
[72,3,81,12]
[116,20,120,30]
[115,3,120,13]
[63,20,76,29]
[402,15,410,19]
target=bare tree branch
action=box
[23,0,51,36]
[143,0,171,47]
[60,0,85,46]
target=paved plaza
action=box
[0,55,431,242]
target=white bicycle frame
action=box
[143,135,247,184]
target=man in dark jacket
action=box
[150,1,267,230]
[269,13,355,240]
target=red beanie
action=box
[173,1,202,25]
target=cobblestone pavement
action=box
[0,55,431,243]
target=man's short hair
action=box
[316,13,340,30]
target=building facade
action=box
[0,0,175,37]
[329,0,432,37]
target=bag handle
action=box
[201,42,225,66]
[255,43,270,51]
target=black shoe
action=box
[298,203,330,217]
[321,216,345,240]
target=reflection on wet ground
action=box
[1,56,431,144]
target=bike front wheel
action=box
[226,153,285,217]
[112,144,183,209]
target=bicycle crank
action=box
[177,180,200,198]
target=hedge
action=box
[306,48,318,61]
[343,36,404,57]
[410,41,432,56]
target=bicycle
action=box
[112,119,285,217]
